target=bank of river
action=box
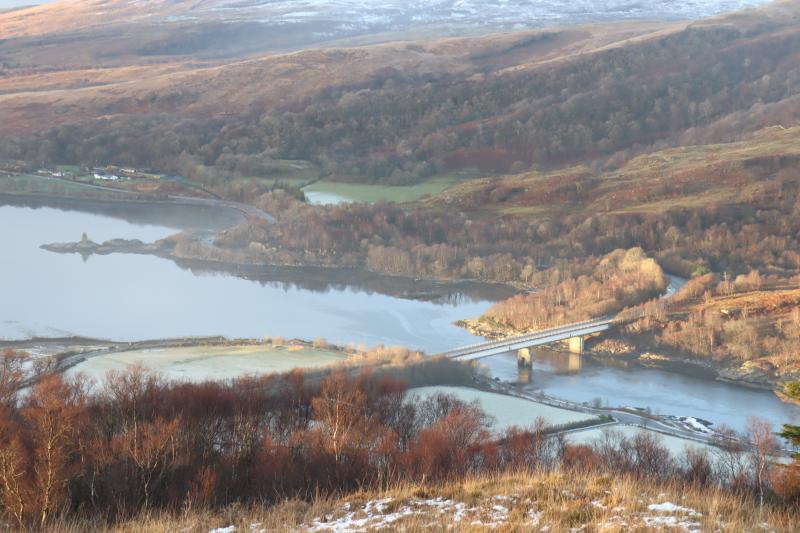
[2,197,799,436]
[0,201,495,352]
[481,347,800,435]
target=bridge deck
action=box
[439,317,615,361]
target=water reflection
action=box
[171,260,516,305]
[4,197,799,434]
[0,203,500,352]
[3,194,516,304]
[482,348,800,432]
[0,193,241,232]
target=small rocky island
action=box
[41,232,172,258]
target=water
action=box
[2,199,799,434]
[484,349,800,434]
[0,202,491,352]
[304,190,350,205]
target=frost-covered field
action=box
[67,344,347,383]
[410,385,599,430]
[566,424,714,456]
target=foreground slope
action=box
[64,472,798,532]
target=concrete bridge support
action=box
[568,335,584,355]
[517,347,532,368]
[517,365,532,385]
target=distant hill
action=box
[0,0,772,40]
[1,1,799,185]
[0,0,775,68]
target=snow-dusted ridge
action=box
[41,0,775,34]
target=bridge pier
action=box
[568,335,584,355]
[517,347,532,368]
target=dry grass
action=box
[0,15,687,138]
[45,470,797,532]
[693,288,800,316]
[434,125,800,219]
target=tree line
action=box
[0,350,798,530]
[3,15,800,184]
[481,248,667,332]
[194,165,800,290]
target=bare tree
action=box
[746,417,778,507]
[0,409,29,527]
[0,349,29,409]
[21,376,87,527]
[712,424,747,487]
[311,371,369,462]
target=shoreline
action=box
[4,334,742,452]
[8,334,796,455]
[2,189,793,433]
[459,314,792,391]
[2,189,519,303]
[0,190,267,224]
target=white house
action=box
[94,173,120,181]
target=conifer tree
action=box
[778,381,800,458]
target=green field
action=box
[0,173,112,195]
[242,160,320,187]
[55,164,83,173]
[303,169,480,204]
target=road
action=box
[3,172,274,223]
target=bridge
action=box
[437,317,616,366]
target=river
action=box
[2,198,798,433]
[0,200,491,351]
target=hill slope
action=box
[3,2,800,184]
[59,471,798,532]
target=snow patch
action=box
[306,494,530,531]
[642,515,701,531]
[647,502,701,516]
[209,527,236,533]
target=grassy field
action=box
[304,169,480,204]
[0,173,117,196]
[55,164,84,174]
[50,471,797,532]
[567,425,714,457]
[241,160,320,188]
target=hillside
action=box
[1,354,797,531]
[3,2,800,185]
[58,472,799,532]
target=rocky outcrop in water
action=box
[41,235,173,258]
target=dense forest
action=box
[0,350,798,529]
[3,10,800,184]
[610,271,800,381]
[191,152,800,288]
[480,248,667,332]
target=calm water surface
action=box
[3,201,799,434]
[0,203,489,351]
[485,349,800,434]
